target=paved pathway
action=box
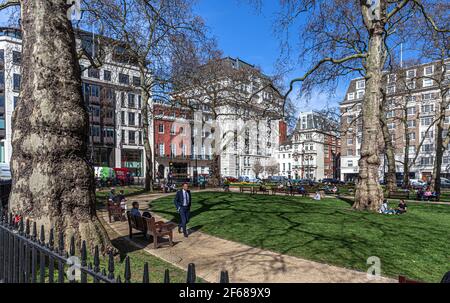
[99,191,396,283]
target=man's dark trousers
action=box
[179,206,190,236]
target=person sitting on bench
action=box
[297,185,306,195]
[130,202,141,217]
[396,200,408,214]
[313,191,321,201]
[416,188,425,200]
[424,187,433,200]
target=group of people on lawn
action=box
[416,187,438,200]
[379,199,408,215]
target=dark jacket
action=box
[174,189,192,209]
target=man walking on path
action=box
[174,183,192,238]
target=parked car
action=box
[440,178,450,188]
[410,179,426,189]
[321,178,344,185]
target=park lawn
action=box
[151,192,450,282]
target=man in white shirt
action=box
[173,183,192,238]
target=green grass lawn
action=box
[150,192,450,282]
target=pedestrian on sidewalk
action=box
[174,182,192,238]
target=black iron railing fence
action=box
[0,214,229,283]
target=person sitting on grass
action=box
[379,200,395,214]
[332,186,338,194]
[313,191,321,201]
[396,200,408,214]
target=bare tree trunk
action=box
[403,137,411,187]
[431,118,444,194]
[9,0,111,252]
[141,83,153,192]
[353,10,385,211]
[380,105,397,192]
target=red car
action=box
[114,168,134,186]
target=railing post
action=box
[93,245,100,283]
[164,269,170,283]
[220,271,229,283]
[39,225,45,283]
[107,252,115,281]
[142,262,149,283]
[186,263,196,283]
[124,256,131,283]
[80,241,87,283]
[48,228,54,283]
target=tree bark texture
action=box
[9,0,111,252]
[353,4,386,211]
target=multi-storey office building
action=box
[0,27,148,176]
[340,60,450,182]
[277,112,341,180]
[174,57,287,180]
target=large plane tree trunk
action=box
[9,0,111,252]
[431,117,444,194]
[380,103,397,192]
[353,3,386,211]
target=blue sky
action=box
[0,1,346,111]
[193,0,346,111]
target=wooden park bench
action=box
[126,212,177,249]
[107,202,125,223]
[240,186,255,194]
[388,191,410,200]
[257,186,270,195]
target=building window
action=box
[386,85,396,94]
[128,94,135,108]
[13,96,19,108]
[347,160,353,167]
[132,76,141,87]
[12,51,21,65]
[421,104,434,114]
[119,73,129,85]
[356,80,365,89]
[121,130,125,144]
[0,71,4,85]
[170,125,176,135]
[423,78,433,87]
[88,67,100,79]
[407,120,416,128]
[0,49,4,63]
[421,117,433,126]
[104,70,111,81]
[356,90,365,99]
[121,111,125,125]
[128,112,135,126]
[347,149,353,156]
[139,131,142,145]
[128,131,136,144]
[424,65,434,76]
[406,69,416,79]
[408,132,416,141]
[387,74,397,84]
[406,107,416,115]
[13,74,21,91]
[138,95,142,109]
[347,93,355,101]
[158,124,164,134]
